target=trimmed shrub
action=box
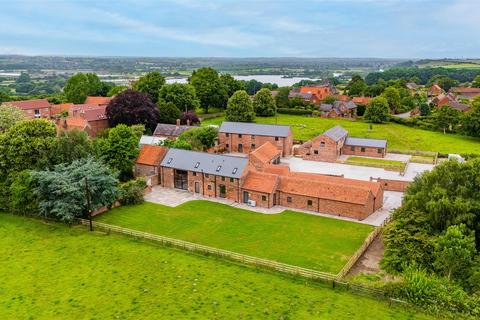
[119,178,146,205]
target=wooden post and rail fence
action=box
[77,217,397,302]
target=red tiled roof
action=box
[351,96,372,105]
[70,104,107,122]
[249,141,281,164]
[84,96,112,105]
[262,164,291,175]
[242,171,279,194]
[450,87,480,93]
[278,175,373,205]
[335,94,349,101]
[50,103,74,116]
[3,99,50,110]
[136,145,168,166]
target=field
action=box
[0,213,434,319]
[345,156,406,172]
[203,114,480,154]
[95,201,373,273]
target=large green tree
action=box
[225,90,255,122]
[0,119,57,178]
[462,97,480,137]
[382,159,480,275]
[472,75,480,88]
[364,96,390,123]
[188,67,228,113]
[432,105,462,134]
[95,124,140,181]
[0,104,25,132]
[158,83,200,112]
[275,87,291,109]
[178,127,218,151]
[381,87,401,113]
[346,75,367,96]
[157,101,181,124]
[428,75,459,92]
[220,74,245,97]
[32,157,118,223]
[433,224,476,281]
[54,129,93,164]
[132,72,166,103]
[253,88,276,117]
[64,73,103,104]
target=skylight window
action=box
[167,158,173,164]
[194,162,200,168]
[232,168,237,174]
[216,165,222,172]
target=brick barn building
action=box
[136,141,384,220]
[135,145,168,186]
[218,122,293,157]
[159,148,249,202]
[297,126,387,161]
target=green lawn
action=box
[96,201,373,274]
[202,114,480,154]
[0,213,434,319]
[345,156,406,172]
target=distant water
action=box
[166,75,320,86]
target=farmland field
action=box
[96,200,373,273]
[203,114,480,154]
[0,213,434,319]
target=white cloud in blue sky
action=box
[0,0,479,58]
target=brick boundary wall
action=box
[371,177,410,192]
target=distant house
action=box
[153,120,193,140]
[428,84,444,97]
[319,100,357,118]
[139,135,165,146]
[218,121,293,157]
[50,103,74,117]
[296,125,387,162]
[57,104,108,137]
[406,82,419,92]
[351,96,372,105]
[449,87,480,100]
[84,96,112,106]
[2,99,51,119]
[446,100,471,113]
[288,85,332,105]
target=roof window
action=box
[167,158,173,164]
[216,165,222,172]
[194,162,200,168]
[232,168,238,174]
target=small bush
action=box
[312,110,321,117]
[119,178,146,205]
[385,265,480,318]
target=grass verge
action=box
[344,156,406,172]
[96,200,373,274]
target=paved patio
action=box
[283,157,434,182]
[144,186,401,226]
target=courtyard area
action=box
[283,156,434,182]
[95,200,374,273]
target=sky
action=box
[1,0,479,58]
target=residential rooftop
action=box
[161,148,249,178]
[219,121,291,137]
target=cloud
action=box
[100,11,272,48]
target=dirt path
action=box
[348,234,384,276]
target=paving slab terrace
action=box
[283,157,434,182]
[144,186,401,226]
